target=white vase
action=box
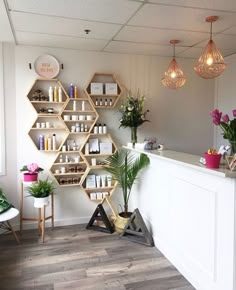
[34,196,49,208]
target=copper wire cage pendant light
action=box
[161,40,186,89]
[194,16,226,79]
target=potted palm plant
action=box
[27,178,55,208]
[104,148,150,232]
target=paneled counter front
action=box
[126,147,236,290]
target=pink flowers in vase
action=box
[210,109,236,155]
[20,163,44,174]
[210,109,236,140]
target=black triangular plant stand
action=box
[86,204,114,234]
[120,208,154,247]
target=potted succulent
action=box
[27,178,55,208]
[104,148,150,232]
[20,163,44,182]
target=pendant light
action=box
[194,16,226,79]
[161,40,186,89]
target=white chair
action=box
[0,207,20,244]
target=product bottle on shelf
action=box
[81,101,85,111]
[109,98,112,106]
[65,155,69,162]
[81,123,84,132]
[95,98,98,106]
[76,123,80,132]
[105,99,108,106]
[39,135,44,150]
[74,86,78,98]
[47,135,52,150]
[103,124,107,134]
[98,124,103,134]
[54,87,58,102]
[99,98,103,106]
[69,83,74,98]
[85,143,89,155]
[49,86,53,102]
[44,137,48,151]
[94,124,98,134]
[52,134,56,150]
[59,155,63,163]
[73,100,77,111]
[58,87,63,102]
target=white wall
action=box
[215,54,236,149]
[0,44,214,228]
[0,43,17,206]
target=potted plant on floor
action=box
[20,163,44,182]
[104,148,150,232]
[27,178,55,208]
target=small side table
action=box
[20,182,54,242]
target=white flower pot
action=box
[34,196,49,208]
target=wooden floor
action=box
[0,224,195,290]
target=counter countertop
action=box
[123,146,236,178]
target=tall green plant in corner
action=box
[104,148,150,217]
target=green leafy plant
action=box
[119,93,149,144]
[119,93,149,128]
[27,178,55,198]
[104,148,150,217]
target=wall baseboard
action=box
[12,216,91,231]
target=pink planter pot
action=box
[205,153,221,169]
[23,173,38,182]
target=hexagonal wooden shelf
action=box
[27,78,69,115]
[84,73,123,109]
[28,114,69,152]
[80,133,118,201]
[50,151,89,187]
[61,96,98,134]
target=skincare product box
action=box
[86,175,96,188]
[105,83,117,95]
[100,142,112,154]
[90,83,103,95]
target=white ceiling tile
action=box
[16,31,108,51]
[11,11,121,40]
[179,36,236,58]
[129,4,236,32]
[115,25,209,46]
[222,26,236,35]
[147,0,236,12]
[177,46,207,58]
[7,0,142,24]
[104,41,185,56]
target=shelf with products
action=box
[31,115,66,130]
[28,128,68,152]
[50,150,88,186]
[84,73,123,108]
[62,96,98,133]
[27,78,70,152]
[27,78,69,115]
[81,167,117,201]
[80,133,117,165]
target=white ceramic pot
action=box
[34,196,49,208]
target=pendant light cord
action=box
[210,22,212,40]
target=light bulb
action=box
[206,56,213,66]
[171,71,176,79]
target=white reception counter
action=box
[126,147,236,290]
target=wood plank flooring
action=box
[0,224,195,290]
